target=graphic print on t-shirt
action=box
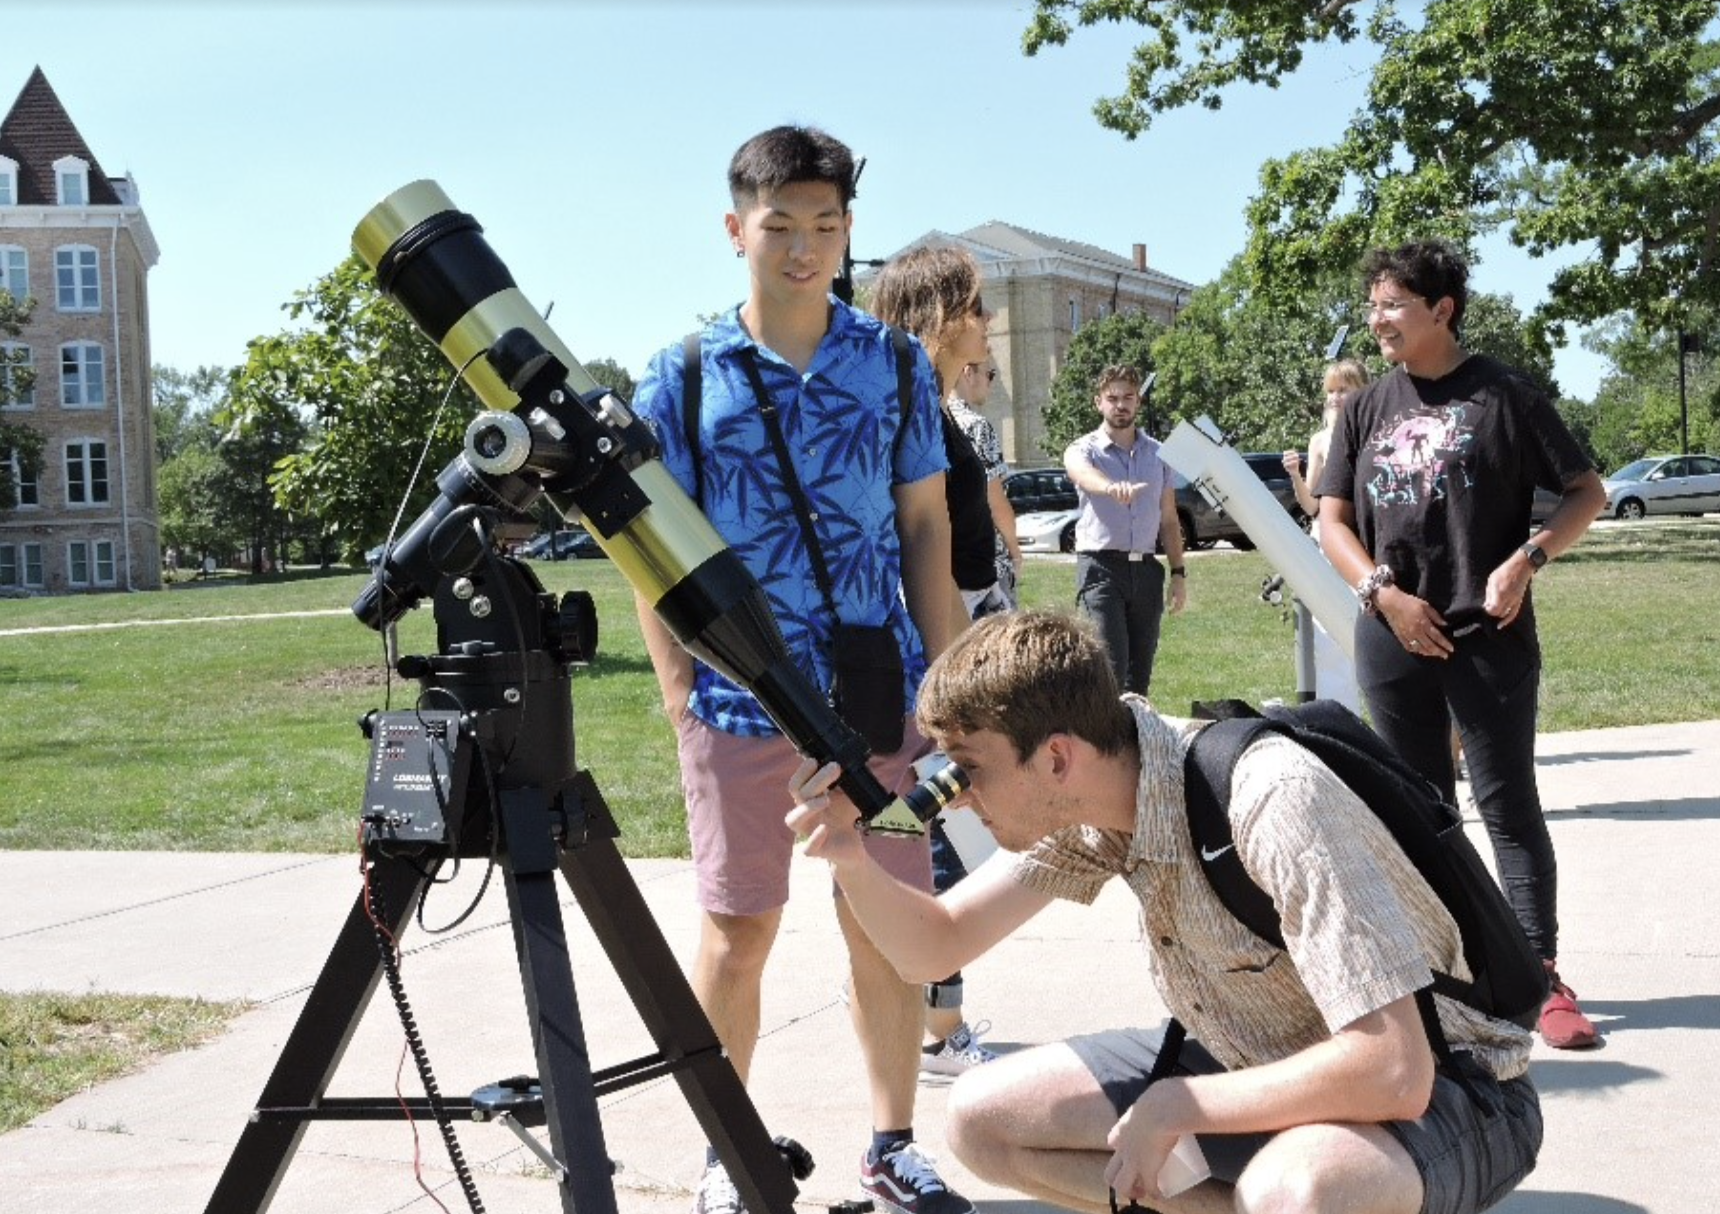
[1364,405,1475,509]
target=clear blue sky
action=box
[5,0,1607,398]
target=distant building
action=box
[864,222,1193,463]
[1,66,160,593]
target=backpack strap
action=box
[890,324,914,465]
[1183,716,1283,947]
[680,331,704,505]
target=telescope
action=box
[351,181,925,834]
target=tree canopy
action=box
[1024,1,1720,345]
[1,292,44,513]
[224,256,482,558]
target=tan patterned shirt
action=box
[1012,697,1531,1080]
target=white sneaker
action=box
[694,1162,747,1214]
[920,1020,997,1077]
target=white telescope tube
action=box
[1159,418,1358,658]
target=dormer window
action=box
[0,155,17,206]
[53,155,89,206]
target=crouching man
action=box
[787,611,1539,1214]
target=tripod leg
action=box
[556,773,800,1214]
[204,855,428,1214]
[499,786,621,1214]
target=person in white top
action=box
[1283,359,1369,712]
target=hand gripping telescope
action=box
[352,181,927,834]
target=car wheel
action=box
[1617,498,1647,520]
[1230,532,1257,552]
[1060,520,1077,553]
[1179,511,1212,551]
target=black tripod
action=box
[203,550,805,1214]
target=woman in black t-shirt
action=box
[1317,240,1607,1052]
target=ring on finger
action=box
[1408,638,1421,649]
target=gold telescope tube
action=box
[353,180,716,605]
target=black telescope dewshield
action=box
[352,180,924,833]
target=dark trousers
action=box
[1355,612,1560,959]
[1076,551,1166,696]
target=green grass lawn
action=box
[1,519,1716,859]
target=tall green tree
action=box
[1024,1,1720,344]
[1582,315,1719,469]
[1,293,44,513]
[583,357,637,402]
[152,364,229,464]
[1041,310,1165,457]
[225,256,482,559]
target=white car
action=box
[1016,509,1080,554]
[1602,454,1720,519]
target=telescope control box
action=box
[360,710,471,851]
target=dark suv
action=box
[1176,453,1309,551]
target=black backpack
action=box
[1182,698,1549,1065]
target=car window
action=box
[1611,458,1657,481]
[1693,456,1720,476]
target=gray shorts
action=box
[1067,1025,1542,1214]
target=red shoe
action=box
[1540,963,1600,1049]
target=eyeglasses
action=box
[963,364,998,382]
[1361,296,1425,318]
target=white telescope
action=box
[1159,417,1358,659]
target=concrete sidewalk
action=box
[2,720,1717,1214]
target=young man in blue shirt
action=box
[630,125,969,1214]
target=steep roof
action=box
[0,66,122,206]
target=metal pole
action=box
[1678,328,1691,455]
[1292,598,1316,703]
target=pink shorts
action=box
[675,713,935,917]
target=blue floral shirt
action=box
[633,299,948,737]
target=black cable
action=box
[366,872,487,1214]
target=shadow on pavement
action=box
[1544,797,1720,822]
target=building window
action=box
[68,539,115,587]
[1069,297,1082,332]
[1,245,24,299]
[61,343,105,407]
[65,439,109,505]
[0,154,16,206]
[55,245,101,311]
[1,542,46,588]
[1,342,32,408]
[54,155,90,206]
[6,448,39,507]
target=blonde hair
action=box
[1323,358,1370,395]
[870,246,983,391]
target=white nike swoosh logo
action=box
[1200,844,1235,861]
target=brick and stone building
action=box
[865,222,1194,464]
[1,66,160,593]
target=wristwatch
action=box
[1520,541,1548,570]
[1170,566,1187,578]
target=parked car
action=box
[1003,468,1077,514]
[1600,454,1720,519]
[523,529,608,560]
[1016,506,1081,554]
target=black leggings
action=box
[1355,611,1559,959]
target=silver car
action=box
[1601,454,1720,519]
